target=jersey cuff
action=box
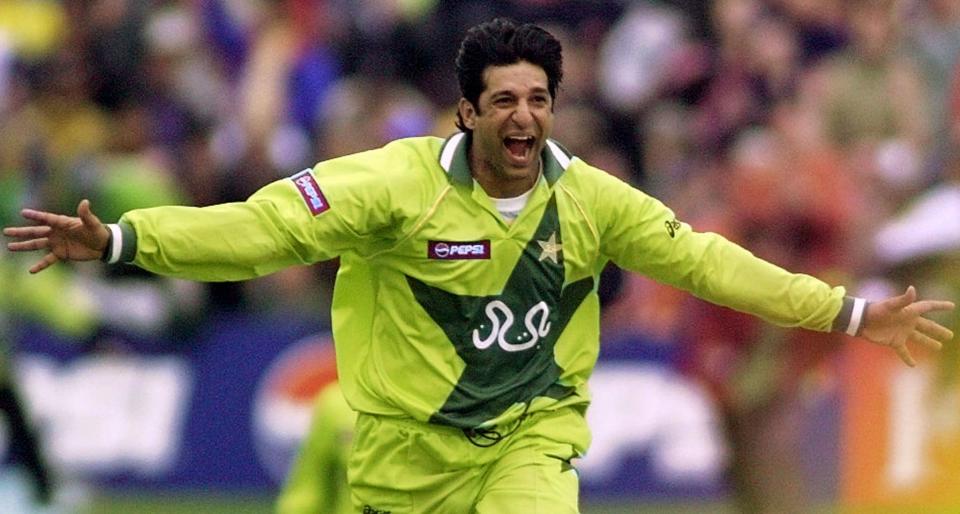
[831,296,868,336]
[102,222,138,264]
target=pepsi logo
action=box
[291,170,330,216]
[428,240,491,260]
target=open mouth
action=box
[503,135,535,162]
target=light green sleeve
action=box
[589,167,844,332]
[276,382,357,514]
[121,147,408,282]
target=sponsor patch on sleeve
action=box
[291,169,330,215]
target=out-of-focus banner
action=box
[12,314,330,490]
[10,315,738,501]
[842,342,960,512]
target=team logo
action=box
[665,219,681,238]
[428,240,491,260]
[472,300,552,352]
[291,170,330,215]
[537,232,562,264]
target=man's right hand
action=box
[3,199,110,273]
[860,286,955,367]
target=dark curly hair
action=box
[455,18,563,133]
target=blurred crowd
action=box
[1,0,959,512]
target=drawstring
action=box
[462,402,531,448]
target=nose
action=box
[511,100,533,125]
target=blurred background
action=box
[1,0,959,513]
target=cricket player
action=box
[4,18,955,514]
[277,381,355,514]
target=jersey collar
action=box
[438,132,573,188]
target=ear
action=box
[458,98,478,130]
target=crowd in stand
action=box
[1,0,959,511]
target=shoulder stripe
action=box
[558,183,600,245]
[368,185,454,259]
[439,132,466,172]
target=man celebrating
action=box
[4,18,955,514]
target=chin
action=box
[510,169,535,180]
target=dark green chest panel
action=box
[407,195,593,428]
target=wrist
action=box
[832,295,869,336]
[100,224,123,264]
[849,297,868,336]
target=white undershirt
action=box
[491,187,535,222]
[488,163,542,222]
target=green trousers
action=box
[348,405,590,513]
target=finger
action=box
[78,199,100,229]
[7,238,49,252]
[20,209,75,228]
[893,342,917,367]
[20,208,54,222]
[912,300,956,315]
[3,226,52,239]
[916,317,955,342]
[910,330,944,352]
[28,253,59,274]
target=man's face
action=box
[459,60,554,197]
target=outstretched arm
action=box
[3,200,109,274]
[860,286,955,367]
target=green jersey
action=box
[277,382,355,514]
[116,134,847,429]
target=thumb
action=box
[77,199,101,228]
[888,286,917,310]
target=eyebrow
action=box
[489,86,550,98]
